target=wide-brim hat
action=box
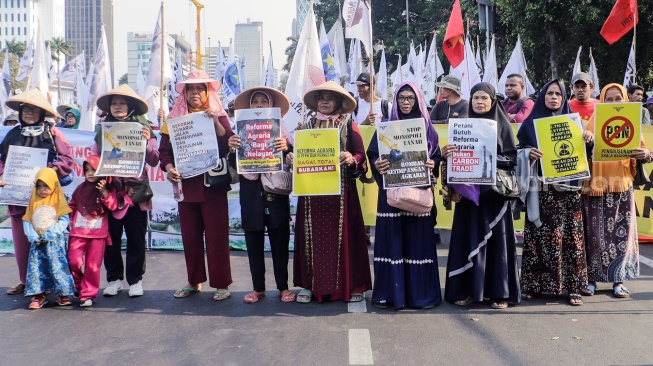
[303,81,357,115]
[435,75,462,96]
[6,89,60,118]
[56,103,80,118]
[97,84,149,115]
[233,86,290,117]
[176,69,221,94]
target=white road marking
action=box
[640,254,653,269]
[348,299,367,313]
[349,329,374,365]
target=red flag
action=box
[443,0,464,68]
[600,0,638,45]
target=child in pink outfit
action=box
[68,155,129,307]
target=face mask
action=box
[21,125,44,137]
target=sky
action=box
[112,0,297,84]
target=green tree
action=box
[48,37,75,75]
[4,40,26,58]
[118,73,128,85]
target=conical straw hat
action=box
[96,84,149,115]
[6,89,60,118]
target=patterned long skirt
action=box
[581,188,639,283]
[520,189,588,295]
[25,238,76,297]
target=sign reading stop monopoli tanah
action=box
[593,102,641,161]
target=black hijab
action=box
[0,104,56,163]
[517,80,572,148]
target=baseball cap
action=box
[355,72,371,86]
[571,72,592,85]
[435,75,462,96]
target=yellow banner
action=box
[535,115,590,184]
[292,129,341,196]
[356,126,379,225]
[593,102,642,161]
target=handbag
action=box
[261,169,292,195]
[492,169,521,198]
[633,161,650,186]
[204,158,239,187]
[124,179,154,203]
[386,186,433,214]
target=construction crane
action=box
[379,134,404,163]
[104,132,124,159]
[190,0,206,69]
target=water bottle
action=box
[172,180,184,202]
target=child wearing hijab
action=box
[23,168,75,309]
[68,155,130,307]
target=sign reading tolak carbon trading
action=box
[0,146,48,206]
[535,113,590,183]
[376,118,430,189]
[95,122,147,178]
[447,118,497,185]
[292,128,341,196]
[235,108,283,174]
[167,112,220,179]
[593,102,641,161]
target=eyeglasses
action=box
[65,114,75,119]
[398,96,416,103]
[22,106,40,113]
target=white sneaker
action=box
[103,280,123,296]
[129,280,144,297]
[79,299,93,307]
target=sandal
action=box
[212,289,231,301]
[243,291,265,304]
[6,283,25,295]
[490,299,508,309]
[349,293,364,302]
[568,293,583,306]
[454,296,473,306]
[55,295,72,306]
[280,290,296,303]
[173,285,201,298]
[296,289,312,303]
[29,294,47,309]
[522,292,538,301]
[613,284,630,298]
[580,283,596,296]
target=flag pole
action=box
[632,3,636,85]
[159,1,165,125]
[433,32,439,101]
[367,0,374,103]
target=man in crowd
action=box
[430,75,468,124]
[502,73,534,123]
[569,72,599,124]
[351,72,387,125]
[647,97,653,119]
[2,112,19,126]
[627,84,651,125]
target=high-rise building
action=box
[0,0,65,49]
[202,45,229,79]
[65,0,113,75]
[126,32,191,91]
[296,0,310,36]
[234,19,263,89]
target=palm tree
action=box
[48,37,75,100]
[4,40,26,58]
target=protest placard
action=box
[292,128,341,196]
[0,146,49,206]
[167,112,220,178]
[376,118,431,189]
[446,118,497,185]
[95,122,147,177]
[535,113,590,183]
[593,102,641,161]
[235,108,283,174]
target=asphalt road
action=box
[2,231,653,366]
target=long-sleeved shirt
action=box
[23,214,71,245]
[503,97,535,123]
[69,190,119,239]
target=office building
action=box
[65,0,114,74]
[234,19,263,89]
[127,32,191,90]
[0,0,65,49]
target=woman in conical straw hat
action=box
[93,84,159,298]
[0,89,75,296]
[159,69,236,301]
[287,81,372,304]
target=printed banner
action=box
[96,122,147,177]
[376,118,431,189]
[535,113,590,183]
[446,118,497,185]
[235,108,283,174]
[593,102,641,161]
[293,128,341,196]
[0,146,49,206]
[167,112,220,178]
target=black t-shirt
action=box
[429,99,469,124]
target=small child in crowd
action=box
[68,155,128,307]
[23,168,75,309]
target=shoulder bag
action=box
[492,169,521,198]
[386,186,434,214]
[204,157,239,187]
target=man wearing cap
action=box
[351,72,387,126]
[2,112,19,126]
[627,84,650,125]
[430,75,468,124]
[502,74,534,123]
[569,72,599,124]
[646,97,653,119]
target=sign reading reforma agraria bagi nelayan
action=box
[235,108,283,174]
[376,118,431,189]
[447,118,497,185]
[95,122,147,178]
[167,112,220,179]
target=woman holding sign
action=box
[441,82,520,309]
[287,81,372,303]
[94,84,158,298]
[159,70,235,301]
[227,86,295,304]
[581,83,651,299]
[0,90,75,296]
[516,80,592,306]
[367,82,441,310]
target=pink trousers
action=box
[68,237,107,301]
[11,215,30,285]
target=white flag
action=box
[58,52,86,82]
[29,25,50,98]
[412,44,424,93]
[284,4,325,128]
[390,54,402,92]
[346,39,362,96]
[262,46,276,88]
[239,53,247,90]
[45,42,57,85]
[16,35,34,82]
[589,50,600,98]
[135,54,146,96]
[498,36,535,96]
[319,20,337,81]
[81,25,112,131]
[406,43,419,85]
[342,0,372,56]
[168,51,183,107]
[449,37,481,100]
[221,41,241,103]
[623,41,635,88]
[424,35,444,103]
[475,46,484,78]
[376,47,388,102]
[327,15,347,80]
[0,51,11,119]
[72,63,87,117]
[144,5,173,125]
[213,41,226,83]
[482,35,499,91]
[572,46,582,76]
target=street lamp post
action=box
[208,36,211,76]
[405,0,409,39]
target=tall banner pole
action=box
[368,0,374,100]
[159,1,165,124]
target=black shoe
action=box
[372,300,389,309]
[433,233,441,244]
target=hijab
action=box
[161,82,228,135]
[72,155,112,219]
[94,95,154,151]
[390,82,439,157]
[63,108,81,129]
[23,168,72,234]
[517,80,572,148]
[0,104,56,164]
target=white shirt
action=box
[352,98,382,125]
